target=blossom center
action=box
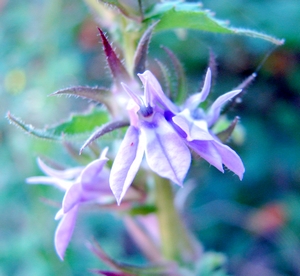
[140,104,153,117]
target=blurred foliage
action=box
[1,0,300,275]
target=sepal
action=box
[161,46,187,104]
[133,21,158,76]
[80,120,129,154]
[88,239,178,276]
[98,28,131,85]
[221,73,257,116]
[216,116,239,143]
[51,86,115,115]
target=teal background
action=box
[1,0,300,275]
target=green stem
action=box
[121,17,139,76]
[155,175,197,263]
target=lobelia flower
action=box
[109,70,191,205]
[172,68,245,180]
[110,68,245,204]
[26,148,113,260]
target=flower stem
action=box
[121,17,139,76]
[154,175,199,264]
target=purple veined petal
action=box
[62,183,82,213]
[80,157,109,191]
[188,140,224,172]
[55,205,79,260]
[207,89,242,127]
[172,109,214,141]
[26,176,72,191]
[184,68,211,110]
[212,140,245,180]
[138,70,178,113]
[36,158,83,180]
[142,113,191,186]
[110,126,146,205]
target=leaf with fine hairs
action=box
[7,108,109,141]
[146,2,284,45]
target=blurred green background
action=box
[1,0,300,275]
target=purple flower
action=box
[172,68,245,180]
[110,71,190,204]
[27,149,112,260]
[110,69,245,204]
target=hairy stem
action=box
[154,175,199,264]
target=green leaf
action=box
[7,108,109,141]
[145,2,284,45]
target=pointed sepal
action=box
[80,120,130,154]
[216,116,239,143]
[98,28,131,84]
[161,46,187,104]
[155,59,172,98]
[133,22,158,76]
[87,239,177,276]
[221,73,257,116]
[51,86,115,115]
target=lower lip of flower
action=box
[164,110,187,139]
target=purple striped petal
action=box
[62,183,81,213]
[188,140,224,172]
[213,140,245,180]
[207,89,242,127]
[184,68,211,109]
[26,176,72,191]
[80,157,109,192]
[110,126,146,205]
[142,113,191,186]
[36,158,83,180]
[55,205,79,260]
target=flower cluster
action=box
[28,66,244,259]
[27,149,113,259]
